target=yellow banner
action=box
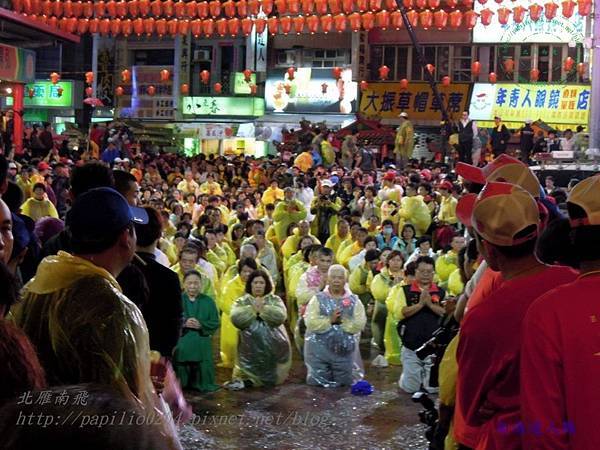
[469,83,590,126]
[359,82,471,121]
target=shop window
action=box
[517,44,532,83]
[538,45,550,82]
[396,48,408,80]
[496,45,516,81]
[566,44,585,82]
[453,46,473,82]
[306,49,349,68]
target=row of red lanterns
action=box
[479,0,591,26]
[36,10,480,35]
[12,0,475,20]
[113,82,258,96]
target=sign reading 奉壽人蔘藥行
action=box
[182,97,265,117]
[469,83,590,125]
[359,82,471,121]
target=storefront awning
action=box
[0,7,80,45]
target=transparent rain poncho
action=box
[230,293,292,386]
[304,287,367,388]
[11,251,181,449]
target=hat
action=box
[321,179,334,188]
[494,116,501,120]
[438,180,453,191]
[399,112,408,118]
[8,162,17,170]
[70,187,149,241]
[383,170,396,181]
[456,154,541,198]
[114,157,123,163]
[524,119,533,124]
[420,169,432,181]
[283,186,295,193]
[472,182,539,247]
[37,161,50,171]
[567,175,600,228]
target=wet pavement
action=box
[179,337,430,450]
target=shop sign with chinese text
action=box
[182,97,265,116]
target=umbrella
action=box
[83,97,104,107]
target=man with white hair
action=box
[304,264,366,387]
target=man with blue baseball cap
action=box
[11,187,180,446]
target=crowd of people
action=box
[0,118,598,450]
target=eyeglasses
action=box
[416,269,434,275]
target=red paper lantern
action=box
[441,75,450,86]
[99,18,111,34]
[360,80,369,91]
[561,0,575,17]
[320,14,333,33]
[228,17,240,36]
[156,18,167,36]
[121,69,131,82]
[293,15,305,33]
[77,18,89,34]
[497,6,510,24]
[67,17,78,33]
[433,9,447,29]
[180,83,189,95]
[197,1,208,17]
[280,16,292,34]
[115,86,124,96]
[261,0,274,15]
[248,0,260,15]
[402,0,413,8]
[237,0,248,16]
[530,68,540,81]
[108,17,121,35]
[302,0,315,13]
[489,72,497,83]
[160,69,170,82]
[463,10,477,28]
[529,4,543,21]
[321,82,328,93]
[356,0,368,11]
[147,85,156,96]
[175,0,185,17]
[334,13,347,32]
[446,0,458,7]
[275,0,286,13]
[267,16,279,34]
[214,82,222,93]
[28,88,34,99]
[544,1,558,19]
[48,16,59,28]
[315,0,327,13]
[243,69,253,82]
[362,11,375,30]
[88,18,99,33]
[139,0,150,15]
[121,18,132,36]
[85,71,95,86]
[50,72,61,85]
[116,0,127,17]
[577,62,586,77]
[53,0,64,16]
[64,0,73,17]
[307,14,319,32]
[128,0,139,16]
[348,12,361,31]
[150,0,161,16]
[332,67,342,79]
[331,0,343,13]
[378,65,390,80]
[249,84,258,94]
[415,0,426,8]
[427,0,439,7]
[419,10,433,29]
[375,10,389,29]
[190,18,202,36]
[342,0,353,12]
[223,0,235,17]
[391,10,403,28]
[85,86,93,97]
[369,0,382,11]
[93,0,105,16]
[287,67,296,80]
[406,9,419,27]
[143,17,155,36]
[512,5,526,22]
[106,0,117,17]
[255,17,267,34]
[200,70,210,84]
[577,0,591,16]
[480,8,493,26]
[176,19,188,34]
[216,18,228,36]
[385,0,397,9]
[448,10,461,27]
[42,0,52,16]
[563,56,575,72]
[471,60,481,76]
[202,19,214,36]
[503,58,514,73]
[167,19,178,36]
[241,17,253,36]
[209,0,221,17]
[83,1,93,17]
[287,0,300,13]
[399,78,409,89]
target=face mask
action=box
[383,227,393,235]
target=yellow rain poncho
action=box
[384,283,407,366]
[349,262,374,306]
[230,293,291,386]
[281,231,319,260]
[321,140,336,166]
[438,335,460,450]
[371,269,403,366]
[325,232,349,258]
[206,248,227,277]
[219,275,246,369]
[11,251,179,447]
[272,200,307,245]
[286,260,310,328]
[398,195,431,237]
[338,241,362,269]
[437,195,458,225]
[435,250,459,285]
[446,268,464,297]
[171,263,215,298]
[261,186,284,206]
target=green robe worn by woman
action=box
[173,293,220,392]
[230,293,292,386]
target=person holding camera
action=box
[389,256,446,393]
[310,179,343,245]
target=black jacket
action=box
[132,252,183,358]
[491,125,511,151]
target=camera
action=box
[415,316,459,361]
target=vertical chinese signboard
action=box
[469,83,590,126]
[0,43,35,83]
[359,82,470,121]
